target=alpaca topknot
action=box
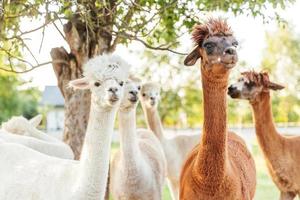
[192,17,233,46]
[83,54,131,82]
[241,71,270,87]
[141,82,161,90]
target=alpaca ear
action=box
[68,77,90,90]
[184,47,200,66]
[30,114,43,127]
[267,81,285,91]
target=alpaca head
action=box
[119,76,141,111]
[140,82,161,109]
[1,114,42,135]
[184,18,238,75]
[69,54,131,110]
[228,71,284,102]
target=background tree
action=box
[1,0,294,158]
[260,25,300,123]
[0,71,40,123]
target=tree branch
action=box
[53,21,66,41]
[4,17,59,40]
[109,0,140,52]
[113,32,187,55]
[0,60,68,74]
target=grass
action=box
[252,143,279,199]
[109,140,279,199]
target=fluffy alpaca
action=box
[110,79,166,200]
[0,54,130,200]
[139,82,200,200]
[179,18,256,200]
[2,114,43,135]
[0,115,74,159]
[228,71,300,200]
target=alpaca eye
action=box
[137,86,141,90]
[203,42,215,54]
[232,41,239,47]
[94,82,101,87]
[245,81,255,89]
[142,93,146,97]
[204,42,215,48]
[119,81,124,86]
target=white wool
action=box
[83,54,131,82]
[0,54,125,199]
[1,116,30,135]
[0,115,74,159]
[141,82,161,91]
[140,82,201,200]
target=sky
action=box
[20,0,300,90]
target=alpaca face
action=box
[119,81,140,111]
[184,18,238,74]
[1,116,31,135]
[228,76,263,100]
[201,35,238,70]
[91,78,125,108]
[140,83,161,109]
[69,77,125,109]
[228,71,284,101]
[69,54,131,109]
[1,114,43,135]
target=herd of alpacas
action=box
[0,17,299,200]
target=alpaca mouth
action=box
[109,96,119,103]
[150,100,156,106]
[129,96,138,103]
[227,90,240,98]
[212,55,237,68]
[222,62,236,69]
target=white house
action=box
[41,86,64,134]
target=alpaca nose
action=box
[129,91,138,96]
[108,87,118,93]
[150,97,155,100]
[227,85,236,94]
[224,47,236,55]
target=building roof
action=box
[41,86,64,107]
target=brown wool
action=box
[179,18,256,200]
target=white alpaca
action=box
[0,54,130,200]
[0,115,74,159]
[110,79,166,200]
[139,82,200,200]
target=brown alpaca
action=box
[228,71,300,200]
[179,18,256,200]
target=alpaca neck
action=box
[119,107,141,170]
[77,96,116,200]
[194,67,229,187]
[251,92,282,160]
[141,103,164,140]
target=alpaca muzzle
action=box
[227,85,240,98]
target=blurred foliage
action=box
[0,0,298,126]
[0,0,295,71]
[136,24,300,128]
[260,24,300,123]
[0,71,40,123]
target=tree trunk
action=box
[50,18,113,199]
